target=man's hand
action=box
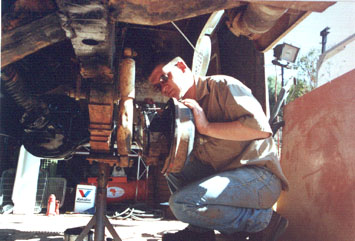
[180,99,209,135]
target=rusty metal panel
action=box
[89,123,112,130]
[88,85,115,153]
[88,104,114,126]
[277,69,355,241]
[90,135,110,142]
[56,0,115,80]
[89,141,110,151]
[109,0,242,25]
[109,0,334,26]
[89,129,112,136]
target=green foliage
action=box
[286,78,311,103]
[294,48,321,90]
[267,75,281,112]
[268,48,321,110]
[267,48,323,141]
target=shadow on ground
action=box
[0,229,63,241]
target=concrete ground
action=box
[0,213,188,241]
[0,213,233,241]
[0,214,236,241]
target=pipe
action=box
[117,56,135,167]
[94,162,109,241]
[227,3,287,39]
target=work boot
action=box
[162,227,216,241]
[248,211,289,241]
[217,212,288,241]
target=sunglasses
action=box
[153,74,169,92]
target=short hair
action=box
[145,51,176,78]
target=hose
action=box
[110,205,164,221]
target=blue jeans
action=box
[166,158,282,234]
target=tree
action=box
[267,48,321,148]
[268,48,321,110]
[267,75,281,113]
[286,78,311,103]
[268,75,311,119]
[294,48,320,90]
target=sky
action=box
[264,1,355,86]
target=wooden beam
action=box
[1,13,67,68]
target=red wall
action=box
[277,69,355,241]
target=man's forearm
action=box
[201,120,271,141]
[180,98,271,141]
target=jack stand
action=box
[75,162,122,241]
